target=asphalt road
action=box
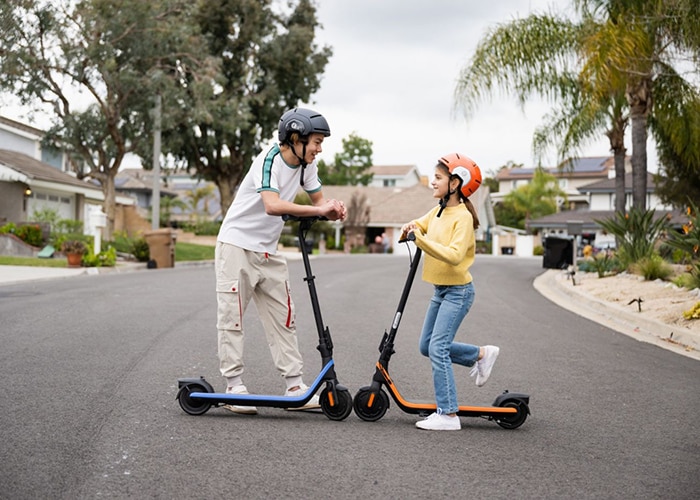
[0,254,698,499]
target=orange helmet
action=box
[438,153,482,197]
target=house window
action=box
[383,179,396,187]
[559,179,568,189]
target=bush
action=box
[595,208,668,269]
[631,254,673,281]
[131,238,150,262]
[579,252,620,278]
[0,222,44,247]
[672,262,700,290]
[683,302,700,320]
[82,246,117,267]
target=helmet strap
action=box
[290,141,308,186]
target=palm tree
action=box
[455,0,700,212]
[579,0,700,210]
[505,167,566,230]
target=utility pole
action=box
[151,94,162,230]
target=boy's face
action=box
[293,133,325,164]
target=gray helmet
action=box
[278,108,331,144]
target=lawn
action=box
[0,242,215,267]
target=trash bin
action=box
[542,236,573,269]
[144,228,177,268]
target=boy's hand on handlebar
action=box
[322,198,347,221]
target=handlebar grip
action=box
[282,215,328,222]
[398,232,416,243]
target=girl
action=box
[401,153,499,431]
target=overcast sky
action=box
[309,0,655,177]
[2,0,657,177]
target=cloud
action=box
[310,0,653,177]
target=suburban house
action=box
[493,156,628,211]
[493,156,683,253]
[368,164,424,188]
[0,115,144,240]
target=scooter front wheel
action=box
[353,387,390,422]
[320,388,353,421]
[177,382,212,416]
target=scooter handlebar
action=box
[282,214,328,222]
[398,232,416,243]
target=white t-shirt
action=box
[217,143,322,253]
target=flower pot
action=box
[66,252,83,267]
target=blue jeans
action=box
[419,283,479,414]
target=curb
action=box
[534,269,700,361]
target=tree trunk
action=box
[627,79,651,211]
[102,175,116,241]
[614,148,627,213]
[217,180,236,219]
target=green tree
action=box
[504,168,566,230]
[454,0,700,213]
[317,132,374,185]
[0,0,210,239]
[185,184,216,220]
[161,0,331,214]
[581,0,700,211]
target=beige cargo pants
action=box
[215,241,304,380]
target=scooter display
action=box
[177,215,353,421]
[352,234,531,429]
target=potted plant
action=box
[61,239,87,267]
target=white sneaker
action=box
[224,385,258,415]
[284,384,320,410]
[415,411,461,431]
[476,345,500,387]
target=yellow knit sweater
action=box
[412,204,475,286]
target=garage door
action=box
[28,189,75,220]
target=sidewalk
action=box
[0,260,150,286]
[534,269,700,361]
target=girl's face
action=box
[431,167,452,199]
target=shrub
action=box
[631,254,673,281]
[131,238,150,262]
[664,200,700,261]
[82,246,117,267]
[683,302,700,320]
[582,252,620,278]
[595,208,669,269]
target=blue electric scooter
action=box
[177,215,352,421]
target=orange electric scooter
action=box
[352,234,531,429]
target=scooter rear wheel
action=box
[494,400,528,429]
[353,387,390,422]
[320,388,353,421]
[177,382,212,416]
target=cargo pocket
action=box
[216,279,242,331]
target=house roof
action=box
[0,116,44,139]
[578,172,656,193]
[527,209,687,231]
[320,183,491,226]
[0,148,102,193]
[115,168,178,196]
[497,156,615,180]
[369,164,418,176]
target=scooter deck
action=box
[187,360,335,409]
